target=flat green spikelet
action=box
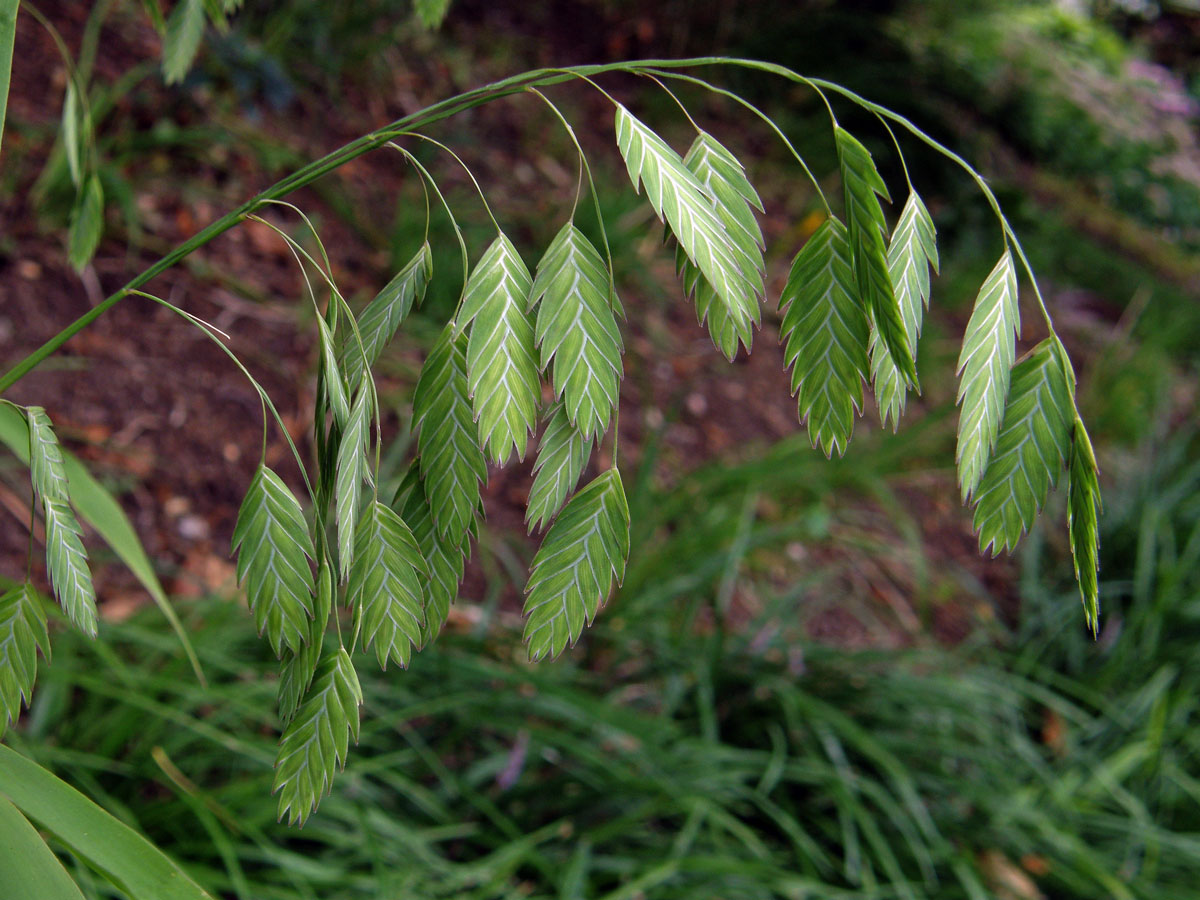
[26,407,69,505]
[0,584,50,737]
[316,316,350,430]
[413,325,487,543]
[278,639,322,728]
[67,173,104,273]
[871,190,938,429]
[615,106,756,331]
[349,500,428,670]
[273,646,362,826]
[394,466,475,648]
[458,234,540,464]
[526,402,593,533]
[678,131,765,358]
[523,468,629,661]
[956,250,1020,502]
[277,560,331,725]
[43,497,98,638]
[682,261,754,362]
[531,223,623,439]
[343,241,432,388]
[231,465,315,657]
[335,373,372,577]
[779,216,870,458]
[162,0,205,84]
[972,339,1073,556]
[835,126,916,388]
[1068,413,1101,634]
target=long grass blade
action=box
[0,794,87,900]
[0,0,16,160]
[0,744,217,900]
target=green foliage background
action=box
[1,0,1199,897]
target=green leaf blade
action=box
[523,468,629,661]
[0,584,50,737]
[0,795,87,900]
[459,234,540,464]
[231,465,316,657]
[526,402,593,533]
[956,250,1020,502]
[273,646,362,826]
[67,173,104,272]
[413,324,487,542]
[0,745,217,900]
[531,223,623,439]
[779,216,870,458]
[349,501,427,670]
[0,0,17,160]
[971,340,1074,556]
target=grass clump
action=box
[10,423,1198,899]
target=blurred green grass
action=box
[10,418,1199,899]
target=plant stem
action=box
[0,56,1058,395]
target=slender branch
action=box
[0,56,1062,396]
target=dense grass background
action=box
[9,420,1200,899]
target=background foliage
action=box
[1,0,1198,897]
